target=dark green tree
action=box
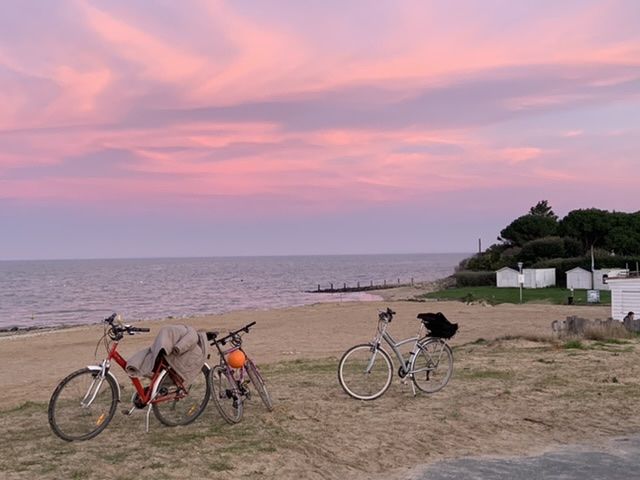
[559,208,614,250]
[518,236,566,263]
[529,200,557,220]
[604,211,640,254]
[499,214,559,247]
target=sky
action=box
[1,0,639,260]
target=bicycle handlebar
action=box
[378,307,396,322]
[207,321,256,346]
[103,313,150,339]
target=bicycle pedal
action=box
[122,406,136,416]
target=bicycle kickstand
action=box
[145,404,152,433]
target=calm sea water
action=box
[0,253,466,329]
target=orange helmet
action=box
[227,350,246,369]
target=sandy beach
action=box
[2,297,639,479]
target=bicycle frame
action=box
[372,318,425,375]
[213,343,249,392]
[370,317,449,396]
[85,339,200,432]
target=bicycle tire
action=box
[152,365,211,426]
[245,359,273,411]
[338,343,393,400]
[48,367,118,441]
[411,338,454,393]
[210,365,243,424]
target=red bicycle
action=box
[48,314,211,441]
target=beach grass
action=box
[418,287,612,305]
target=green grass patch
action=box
[563,340,586,349]
[419,286,611,305]
[0,400,46,415]
[457,369,513,381]
[265,358,337,375]
[208,459,234,472]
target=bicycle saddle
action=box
[206,331,219,341]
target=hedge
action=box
[455,270,496,287]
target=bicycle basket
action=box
[417,312,458,339]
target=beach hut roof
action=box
[566,267,590,273]
[496,267,518,272]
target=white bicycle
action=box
[338,308,457,400]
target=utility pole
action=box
[517,262,524,304]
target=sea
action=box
[0,253,467,330]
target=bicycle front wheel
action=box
[338,344,393,400]
[245,359,273,411]
[210,365,243,424]
[153,365,211,426]
[411,338,454,393]
[48,367,118,441]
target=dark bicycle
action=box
[206,321,273,424]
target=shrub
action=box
[455,270,496,287]
[563,339,586,349]
[519,236,566,263]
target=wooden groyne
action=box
[307,278,415,293]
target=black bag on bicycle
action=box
[417,312,458,339]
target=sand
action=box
[2,298,639,479]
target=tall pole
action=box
[518,262,523,304]
[591,245,595,289]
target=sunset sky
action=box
[1,1,639,260]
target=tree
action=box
[499,214,559,247]
[559,209,614,250]
[518,236,566,263]
[529,200,557,220]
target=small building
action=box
[566,267,592,290]
[523,268,556,289]
[496,267,556,288]
[608,277,640,321]
[496,267,519,288]
[593,268,629,291]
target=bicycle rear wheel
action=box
[48,367,118,441]
[210,365,243,424]
[152,365,211,426]
[338,344,393,400]
[411,338,454,393]
[245,359,273,411]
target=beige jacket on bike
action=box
[126,325,207,386]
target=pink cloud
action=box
[0,0,638,223]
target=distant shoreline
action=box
[0,277,457,337]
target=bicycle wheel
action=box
[48,367,118,441]
[153,365,211,426]
[210,365,243,424]
[338,344,393,400]
[411,338,454,393]
[245,359,273,411]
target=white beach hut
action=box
[593,268,629,291]
[566,267,592,289]
[496,267,519,288]
[608,277,640,321]
[523,268,556,289]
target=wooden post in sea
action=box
[411,277,414,285]
[397,278,400,284]
[343,283,346,291]
[357,281,360,288]
[370,280,373,287]
[317,284,320,292]
[330,283,333,291]
[383,280,386,286]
